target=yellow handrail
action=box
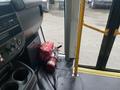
[74,0,86,76]
[77,67,120,79]
[83,23,108,35]
[114,29,120,36]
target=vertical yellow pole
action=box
[74,0,86,76]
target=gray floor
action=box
[40,4,120,70]
[57,73,120,90]
[37,54,120,90]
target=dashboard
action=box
[0,1,25,68]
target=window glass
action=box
[39,0,64,53]
[79,2,111,66]
[107,31,120,70]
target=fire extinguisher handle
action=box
[57,45,62,49]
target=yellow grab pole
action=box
[74,0,86,76]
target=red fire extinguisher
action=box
[38,41,62,72]
[46,57,57,71]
